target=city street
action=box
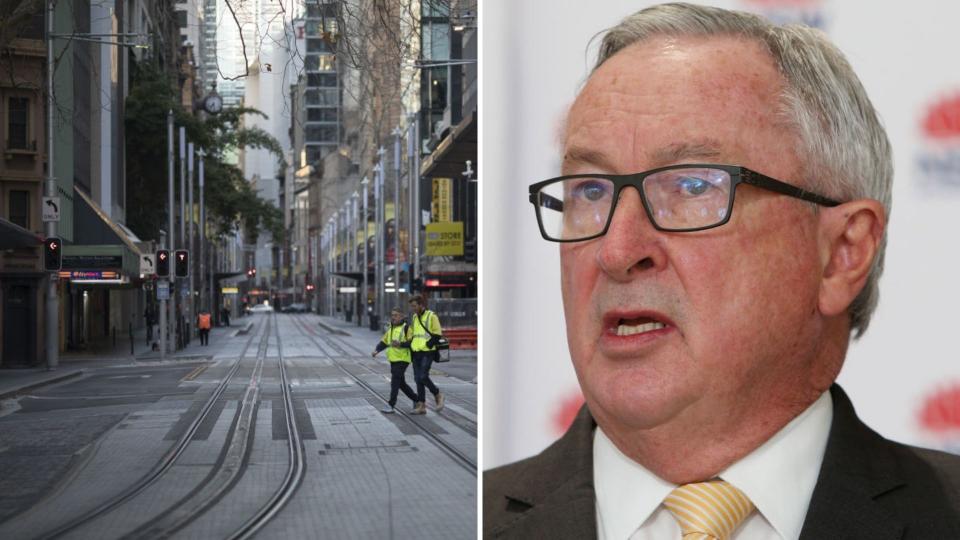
[0,313,476,539]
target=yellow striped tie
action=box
[662,480,755,540]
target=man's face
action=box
[410,301,423,315]
[391,311,404,325]
[560,36,837,442]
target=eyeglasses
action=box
[528,164,842,242]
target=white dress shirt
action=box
[594,391,833,540]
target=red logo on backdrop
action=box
[922,94,960,140]
[916,91,960,190]
[552,391,585,435]
[738,0,827,29]
[918,383,960,454]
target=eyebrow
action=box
[562,140,726,174]
[649,141,724,164]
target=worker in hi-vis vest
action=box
[408,294,444,415]
[372,307,419,414]
[197,311,212,346]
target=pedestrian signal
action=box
[156,250,170,277]
[44,236,62,271]
[175,250,189,278]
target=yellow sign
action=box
[425,222,464,256]
[221,286,239,294]
[431,178,453,222]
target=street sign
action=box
[339,286,358,293]
[140,254,155,275]
[221,286,239,294]
[157,281,170,300]
[42,197,61,222]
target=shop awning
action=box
[66,187,142,279]
[0,217,42,248]
[420,110,477,179]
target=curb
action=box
[0,370,84,400]
[234,321,255,337]
[317,321,351,337]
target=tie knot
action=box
[663,480,754,540]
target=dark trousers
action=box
[199,328,209,345]
[412,351,440,403]
[388,361,418,407]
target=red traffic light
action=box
[44,236,62,271]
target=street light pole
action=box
[187,142,194,325]
[45,0,58,370]
[167,111,175,353]
[373,161,383,326]
[198,148,206,312]
[351,191,359,325]
[412,116,422,290]
[392,126,402,303]
[178,126,186,347]
[361,176,369,328]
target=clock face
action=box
[205,95,223,114]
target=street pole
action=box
[178,126,186,348]
[407,116,415,293]
[361,177,369,328]
[198,148,205,312]
[392,126,401,304]
[159,230,167,360]
[45,0,58,370]
[412,116,422,291]
[351,191,358,325]
[373,162,383,327]
[167,111,175,353]
[187,142,194,325]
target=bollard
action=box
[129,321,134,355]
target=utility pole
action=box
[167,111,176,353]
[187,142,195,325]
[159,230,167,360]
[178,126,186,348]
[45,0,58,370]
[392,126,402,304]
[361,176,369,328]
[198,148,206,312]
[373,161,383,327]
[412,116,422,291]
[351,191,359,325]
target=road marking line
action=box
[182,365,207,382]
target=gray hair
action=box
[593,2,892,338]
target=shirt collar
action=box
[594,391,832,540]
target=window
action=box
[175,9,187,28]
[307,108,338,122]
[8,97,29,150]
[306,125,338,143]
[9,190,29,228]
[305,88,338,107]
[307,38,330,53]
[305,53,336,72]
[308,73,337,87]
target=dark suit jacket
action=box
[484,385,960,539]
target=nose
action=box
[596,187,667,281]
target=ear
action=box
[818,199,886,317]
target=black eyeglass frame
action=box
[527,163,843,242]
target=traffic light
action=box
[175,250,189,278]
[44,236,62,271]
[156,250,170,277]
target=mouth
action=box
[602,311,674,340]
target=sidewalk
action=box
[0,323,242,401]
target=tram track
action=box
[36,319,267,539]
[36,313,310,539]
[288,314,477,476]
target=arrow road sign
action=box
[42,197,60,222]
[140,254,155,275]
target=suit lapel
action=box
[491,406,599,538]
[799,385,905,540]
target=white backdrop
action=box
[482,0,960,470]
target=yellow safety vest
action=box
[381,323,411,363]
[410,310,442,352]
